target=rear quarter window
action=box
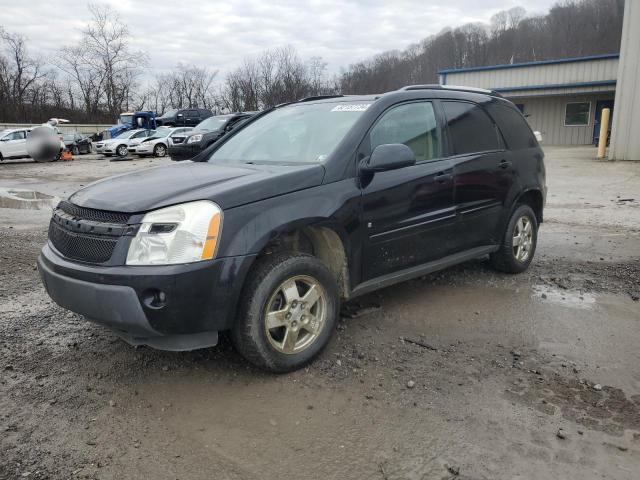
[485,102,538,150]
[442,101,500,155]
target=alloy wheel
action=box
[264,275,327,354]
[155,145,166,157]
[513,216,533,262]
[117,145,127,157]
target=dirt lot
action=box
[1,148,639,480]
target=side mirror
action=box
[361,144,416,173]
[0,137,9,142]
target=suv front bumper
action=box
[38,244,256,351]
[168,142,203,161]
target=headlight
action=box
[126,200,222,265]
[187,134,202,144]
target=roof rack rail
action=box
[398,84,503,97]
[297,94,344,102]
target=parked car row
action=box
[92,111,257,161]
[1,109,257,163]
[0,126,92,162]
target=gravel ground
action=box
[1,148,639,480]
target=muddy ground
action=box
[1,147,639,480]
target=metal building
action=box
[439,54,619,145]
[610,0,640,161]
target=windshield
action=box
[114,130,136,139]
[151,126,171,138]
[194,116,230,133]
[159,109,178,118]
[208,102,371,164]
[118,114,133,125]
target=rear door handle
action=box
[434,171,453,183]
[499,159,512,169]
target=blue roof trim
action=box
[494,80,617,93]
[438,53,619,74]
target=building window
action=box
[565,102,591,126]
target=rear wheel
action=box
[231,253,340,372]
[490,204,538,273]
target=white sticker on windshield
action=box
[331,104,371,112]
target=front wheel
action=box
[231,253,340,372]
[72,146,79,156]
[490,204,538,273]
[153,144,167,157]
[116,145,128,157]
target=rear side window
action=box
[370,102,440,162]
[486,103,537,149]
[443,101,500,155]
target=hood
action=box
[69,161,325,213]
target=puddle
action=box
[533,284,596,310]
[0,188,59,210]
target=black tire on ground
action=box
[490,204,538,274]
[153,143,167,157]
[231,252,340,373]
[116,145,128,157]
[72,146,79,156]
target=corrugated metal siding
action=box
[505,85,615,98]
[443,57,618,95]
[516,94,615,145]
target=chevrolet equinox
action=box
[38,85,546,372]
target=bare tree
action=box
[0,28,47,120]
[220,46,333,112]
[69,3,147,118]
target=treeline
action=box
[339,0,625,93]
[0,0,625,124]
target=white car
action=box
[95,129,154,157]
[129,127,192,157]
[0,128,32,160]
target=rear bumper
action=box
[38,244,256,351]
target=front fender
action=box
[216,179,363,285]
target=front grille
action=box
[58,200,130,225]
[49,221,118,263]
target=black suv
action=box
[155,108,213,127]
[168,112,254,161]
[38,86,545,372]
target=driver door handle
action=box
[499,159,512,169]
[434,171,453,183]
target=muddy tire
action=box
[231,252,340,373]
[490,204,538,273]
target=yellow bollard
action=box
[597,108,610,159]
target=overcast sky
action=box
[1,0,558,76]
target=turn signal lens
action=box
[201,213,221,260]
